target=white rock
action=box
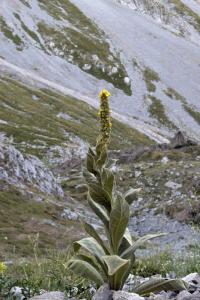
[124,77,131,85]
[165,181,182,190]
[61,208,79,221]
[10,287,25,300]
[30,292,65,300]
[182,272,200,284]
[57,112,72,121]
[49,41,55,48]
[111,66,118,74]
[135,170,142,178]
[92,54,99,62]
[113,291,145,300]
[82,64,92,71]
[161,156,169,164]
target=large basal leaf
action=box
[88,195,109,231]
[102,168,115,197]
[102,255,130,290]
[68,259,104,287]
[120,255,135,289]
[109,195,130,253]
[73,237,105,258]
[124,188,141,205]
[73,237,108,275]
[134,278,188,296]
[121,233,166,259]
[75,254,101,272]
[88,183,111,212]
[82,221,110,255]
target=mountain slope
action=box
[1,0,200,260]
[0,0,200,141]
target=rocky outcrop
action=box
[0,140,63,197]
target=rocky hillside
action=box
[0,0,200,140]
[0,0,200,262]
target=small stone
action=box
[111,66,118,74]
[29,292,66,300]
[165,181,182,190]
[161,157,169,164]
[92,284,113,300]
[176,290,199,300]
[113,291,145,300]
[124,77,131,86]
[82,64,92,71]
[182,273,200,285]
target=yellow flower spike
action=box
[0,262,7,274]
[97,89,112,146]
[99,89,111,99]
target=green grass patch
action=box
[13,13,45,51]
[0,17,24,49]
[184,105,200,125]
[133,248,200,278]
[0,76,151,158]
[19,0,31,8]
[37,20,131,95]
[170,0,200,33]
[143,67,160,93]
[164,88,200,125]
[148,95,175,129]
[0,184,82,260]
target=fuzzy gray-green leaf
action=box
[109,195,130,253]
[73,237,105,258]
[82,221,110,255]
[68,259,104,287]
[102,168,115,197]
[89,183,111,212]
[124,188,141,205]
[134,278,188,296]
[102,255,130,290]
[88,195,109,230]
[121,233,166,259]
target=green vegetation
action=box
[134,247,200,278]
[68,90,187,295]
[0,76,151,158]
[13,13,45,50]
[0,184,82,260]
[143,67,160,93]
[164,87,186,104]
[37,21,131,95]
[0,246,93,299]
[164,87,200,125]
[36,0,131,95]
[2,246,200,299]
[170,0,200,32]
[19,0,31,8]
[148,95,175,129]
[0,17,24,49]
[184,106,200,126]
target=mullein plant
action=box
[68,90,188,296]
